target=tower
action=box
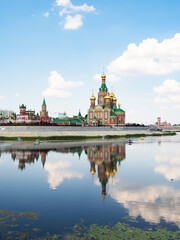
[40,99,48,118]
[98,72,108,106]
[90,89,96,108]
[19,104,26,115]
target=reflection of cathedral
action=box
[9,143,126,198]
[86,144,126,198]
[11,150,48,170]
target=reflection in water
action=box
[12,150,47,170]
[86,144,125,198]
[109,183,180,228]
[1,138,180,231]
[155,146,180,181]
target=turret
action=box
[98,71,108,106]
[90,90,96,108]
[19,104,26,115]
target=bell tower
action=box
[98,71,108,107]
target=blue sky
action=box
[1,0,180,124]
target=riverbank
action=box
[0,131,176,141]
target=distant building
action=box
[0,109,13,118]
[87,72,125,126]
[156,117,171,127]
[11,99,50,124]
[52,110,86,126]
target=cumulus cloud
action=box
[154,79,180,106]
[56,0,95,29]
[42,71,84,98]
[107,33,180,77]
[56,0,95,16]
[154,79,180,94]
[43,12,50,18]
[64,14,83,30]
[109,182,180,228]
[44,159,83,189]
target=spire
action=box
[42,99,46,106]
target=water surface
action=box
[0,135,180,238]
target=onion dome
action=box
[90,90,96,101]
[110,92,115,98]
[101,72,106,78]
[90,169,95,175]
[105,170,110,176]
[90,95,96,101]
[118,103,121,109]
[105,92,110,100]
[113,96,117,101]
[110,171,115,177]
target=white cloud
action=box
[108,33,180,77]
[154,79,180,94]
[56,0,95,29]
[42,71,84,98]
[154,96,170,104]
[43,12,50,18]
[63,14,83,30]
[44,159,83,189]
[15,93,19,97]
[56,0,95,16]
[154,79,180,107]
[0,96,5,99]
[56,0,70,7]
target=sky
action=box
[1,0,180,124]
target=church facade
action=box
[87,72,125,126]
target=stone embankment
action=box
[0,126,175,138]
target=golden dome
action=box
[90,89,96,101]
[90,95,96,101]
[105,170,110,176]
[105,92,110,100]
[110,92,115,98]
[118,103,121,109]
[101,72,106,78]
[113,97,117,101]
[113,168,117,173]
[110,171,115,177]
[90,169,95,175]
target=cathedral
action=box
[87,72,125,126]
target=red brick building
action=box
[87,72,125,126]
[12,99,50,124]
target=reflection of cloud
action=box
[109,182,180,228]
[155,146,180,180]
[44,160,83,189]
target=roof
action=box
[42,99,46,106]
[13,113,16,118]
[100,83,107,91]
[84,114,88,120]
[52,117,84,123]
[20,104,25,108]
[114,108,125,113]
[78,110,82,118]
[29,112,33,117]
[92,115,97,120]
[36,113,40,118]
[110,113,117,117]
